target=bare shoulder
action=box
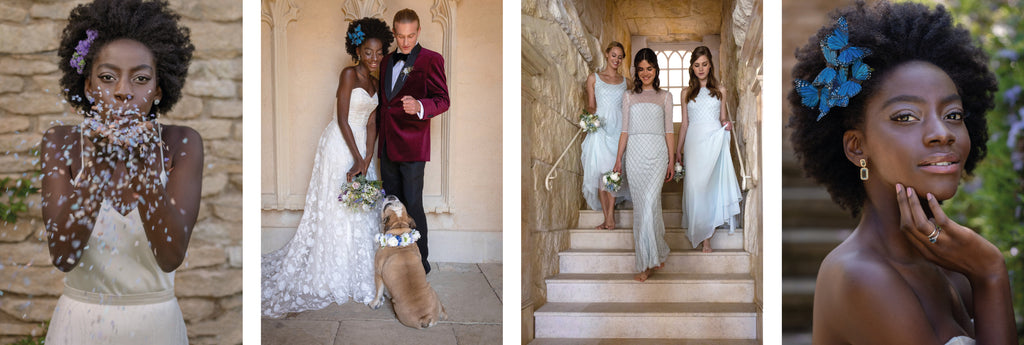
[41,125,76,152]
[339,66,359,82]
[818,243,900,294]
[718,85,727,95]
[586,73,596,85]
[160,125,203,154]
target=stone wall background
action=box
[0,0,242,344]
[521,0,631,331]
[720,0,764,323]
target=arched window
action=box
[656,49,692,122]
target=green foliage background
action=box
[943,0,1024,340]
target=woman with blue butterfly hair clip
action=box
[788,1,1014,344]
[262,17,394,317]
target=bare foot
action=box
[702,239,713,253]
[633,268,654,282]
[594,223,607,230]
[653,262,665,270]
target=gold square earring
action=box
[860,159,869,181]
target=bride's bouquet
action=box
[673,162,685,182]
[602,171,621,192]
[579,110,601,133]
[338,175,384,211]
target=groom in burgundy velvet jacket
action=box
[377,8,449,274]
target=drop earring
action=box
[154,99,160,105]
[860,159,869,181]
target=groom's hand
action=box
[401,96,421,115]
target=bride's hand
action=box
[346,158,364,182]
[664,161,674,182]
[896,184,1006,280]
[612,159,622,174]
[722,120,732,131]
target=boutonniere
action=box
[401,66,414,77]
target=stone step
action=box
[782,150,819,188]
[619,192,683,210]
[530,338,760,345]
[534,302,758,339]
[782,187,857,228]
[581,210,743,230]
[781,228,850,276]
[545,273,754,303]
[558,249,750,274]
[578,209,684,228]
[569,228,744,251]
[782,277,816,332]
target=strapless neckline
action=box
[351,87,378,100]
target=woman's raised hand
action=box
[896,183,1005,280]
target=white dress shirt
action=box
[391,55,425,119]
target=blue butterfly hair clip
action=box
[794,16,873,121]
[348,24,366,46]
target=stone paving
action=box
[261,263,502,345]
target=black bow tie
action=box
[394,52,409,63]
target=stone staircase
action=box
[531,192,758,344]
[781,151,855,344]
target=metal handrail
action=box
[726,102,753,191]
[544,124,585,191]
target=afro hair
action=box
[344,17,393,61]
[58,0,194,117]
[787,0,997,216]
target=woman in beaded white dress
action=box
[261,18,392,317]
[613,48,674,282]
[581,41,630,229]
[674,46,742,253]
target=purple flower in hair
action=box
[70,29,98,75]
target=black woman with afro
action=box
[261,17,395,317]
[40,0,203,343]
[789,1,1015,344]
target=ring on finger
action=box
[928,223,941,243]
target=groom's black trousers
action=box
[379,149,430,274]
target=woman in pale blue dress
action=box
[613,48,673,282]
[674,46,742,253]
[581,41,629,229]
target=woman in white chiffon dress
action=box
[262,18,392,317]
[41,1,204,343]
[675,46,741,253]
[581,41,629,229]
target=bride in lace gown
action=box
[262,18,393,317]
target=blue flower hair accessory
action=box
[347,24,366,46]
[70,29,98,75]
[794,17,873,121]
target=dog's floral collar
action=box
[376,229,420,248]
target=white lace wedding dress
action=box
[262,87,380,318]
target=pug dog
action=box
[370,195,447,328]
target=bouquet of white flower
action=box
[673,162,685,182]
[602,171,621,192]
[579,110,601,133]
[338,175,384,211]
